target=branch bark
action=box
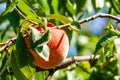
[0,37,16,53]
[44,55,100,80]
[1,13,120,52]
[53,13,120,29]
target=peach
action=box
[25,23,69,69]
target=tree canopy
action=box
[1,0,120,80]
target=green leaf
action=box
[0,52,7,76]
[11,50,27,80]
[17,0,42,23]
[109,0,120,13]
[34,71,49,80]
[1,0,18,16]
[29,27,51,61]
[47,14,71,24]
[106,25,120,36]
[70,21,81,33]
[15,32,35,80]
[65,27,73,44]
[51,0,59,14]
[75,0,87,19]
[21,20,31,29]
[17,0,35,16]
[7,10,20,34]
[16,32,28,54]
[29,27,42,43]
[94,34,117,54]
[31,29,51,48]
[1,68,16,80]
[66,0,75,16]
[36,0,50,15]
[35,44,50,61]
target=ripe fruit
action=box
[25,23,69,69]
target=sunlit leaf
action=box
[33,71,49,80]
[47,14,71,24]
[17,0,35,16]
[17,0,42,24]
[21,20,30,29]
[109,0,120,13]
[51,0,59,14]
[94,34,117,54]
[66,0,75,16]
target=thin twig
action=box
[53,13,120,29]
[0,34,27,53]
[0,37,16,53]
[0,43,6,46]
[78,13,120,24]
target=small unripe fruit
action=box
[25,23,69,69]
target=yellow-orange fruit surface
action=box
[25,28,69,69]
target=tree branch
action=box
[0,34,27,53]
[56,55,100,70]
[0,13,119,53]
[0,37,16,53]
[1,13,119,53]
[44,55,100,80]
[54,13,120,29]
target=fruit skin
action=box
[25,26,69,69]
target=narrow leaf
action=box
[65,27,73,44]
[47,14,71,24]
[66,0,75,15]
[109,0,120,13]
[7,10,20,34]
[51,0,59,14]
[17,0,35,16]
[11,50,27,80]
[17,0,42,23]
[1,0,18,16]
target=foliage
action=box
[0,0,120,80]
